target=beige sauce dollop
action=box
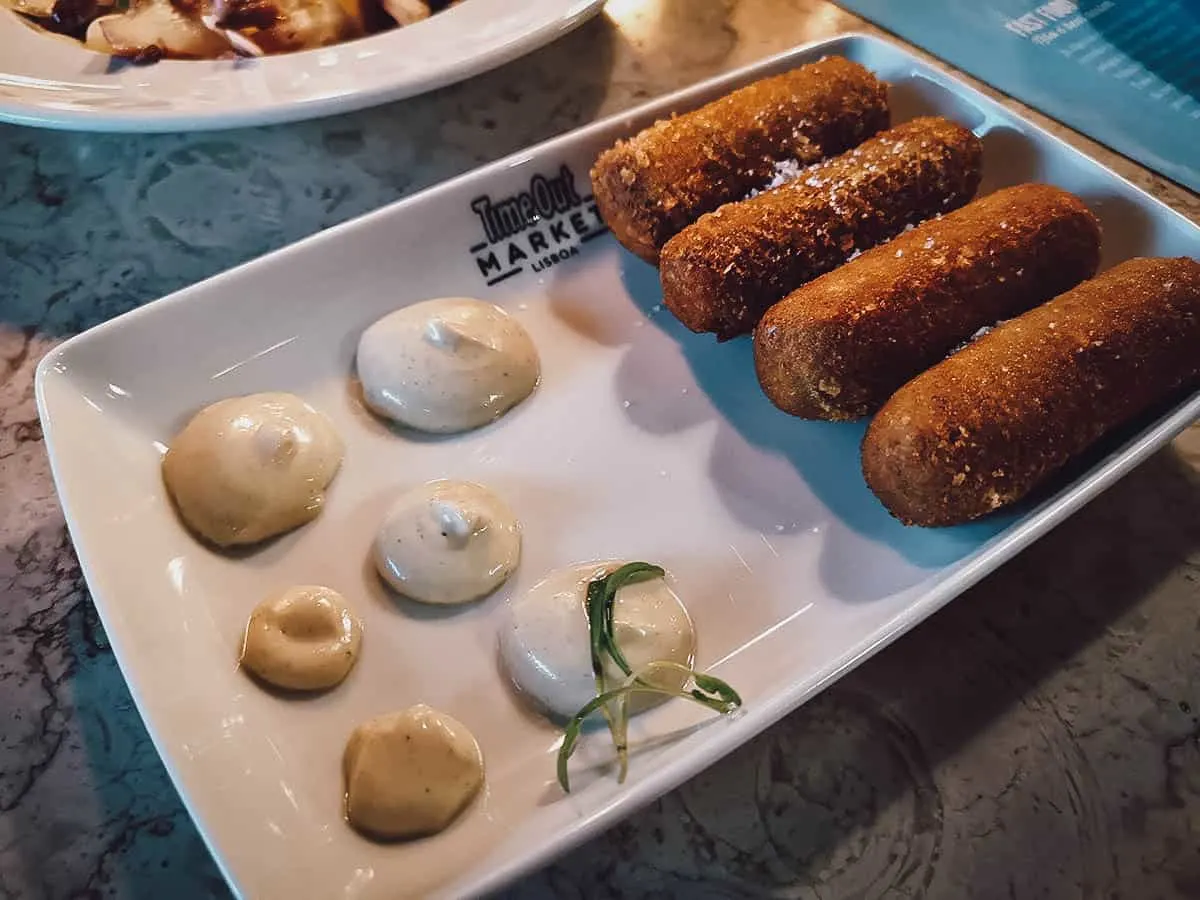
[239,585,362,691]
[343,705,484,840]
[373,479,521,605]
[355,297,540,433]
[499,561,696,719]
[163,392,344,547]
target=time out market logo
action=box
[468,164,609,286]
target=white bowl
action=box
[0,0,604,131]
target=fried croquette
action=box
[590,56,890,265]
[862,257,1200,527]
[754,184,1102,420]
[659,116,983,340]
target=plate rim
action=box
[35,29,1200,898]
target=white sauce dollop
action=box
[356,297,540,433]
[239,585,362,692]
[343,704,484,840]
[498,562,696,719]
[162,392,344,547]
[373,480,521,605]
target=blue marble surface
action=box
[2,2,1200,897]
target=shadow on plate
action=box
[1082,190,1166,267]
[889,72,987,131]
[976,125,1046,196]
[610,252,1010,580]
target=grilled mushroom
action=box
[251,0,360,53]
[91,0,231,58]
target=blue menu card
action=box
[834,0,1200,192]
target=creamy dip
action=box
[162,392,344,547]
[355,297,540,433]
[239,585,362,692]
[373,479,521,605]
[343,705,484,840]
[499,561,696,718]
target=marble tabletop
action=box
[2,1,1200,897]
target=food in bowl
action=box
[2,0,462,61]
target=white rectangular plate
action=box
[36,32,1200,900]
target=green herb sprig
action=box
[557,563,743,793]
